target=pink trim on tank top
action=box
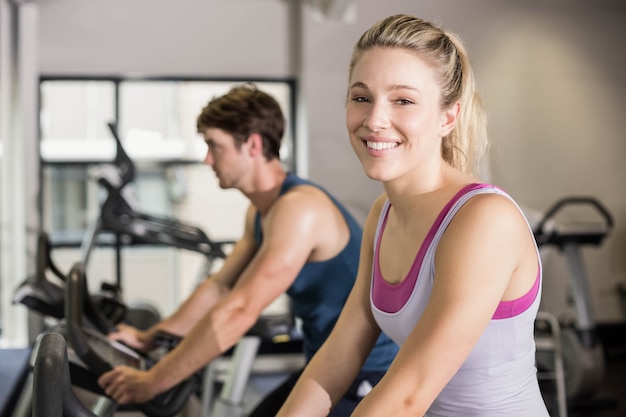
[492,270,540,319]
[372,183,489,313]
[372,183,539,319]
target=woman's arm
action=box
[351,193,537,416]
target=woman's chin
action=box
[360,166,389,182]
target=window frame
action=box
[38,75,298,246]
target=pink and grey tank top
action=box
[370,183,549,416]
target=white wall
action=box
[301,1,626,323]
[37,0,292,77]
[32,0,626,322]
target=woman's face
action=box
[346,47,457,183]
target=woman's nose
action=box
[362,102,391,131]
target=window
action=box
[39,77,296,315]
[40,77,295,238]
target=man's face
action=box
[201,127,251,189]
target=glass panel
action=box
[119,80,294,167]
[39,78,294,237]
[39,80,116,242]
[41,165,91,242]
[40,80,116,161]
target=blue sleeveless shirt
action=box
[254,173,398,371]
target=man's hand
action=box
[108,323,152,352]
[97,366,157,405]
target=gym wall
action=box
[10,0,626,328]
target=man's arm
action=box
[276,194,388,417]
[108,205,259,350]
[98,188,333,404]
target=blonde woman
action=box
[277,14,549,417]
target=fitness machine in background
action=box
[15,121,230,331]
[81,122,229,288]
[533,196,614,401]
[13,232,129,328]
[10,231,166,417]
[32,332,97,417]
[61,261,198,417]
[64,260,299,417]
[76,121,232,333]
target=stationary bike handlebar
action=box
[65,262,197,417]
[533,196,614,247]
[33,332,99,417]
[98,121,228,260]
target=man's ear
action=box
[439,101,460,137]
[246,132,264,156]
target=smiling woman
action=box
[346,47,456,183]
[276,14,549,417]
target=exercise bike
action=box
[533,196,613,402]
[10,231,142,417]
[72,121,235,336]
[61,261,199,417]
[81,122,229,283]
[64,260,300,417]
[13,231,130,328]
[31,331,97,417]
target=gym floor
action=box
[567,357,626,417]
[542,323,626,417]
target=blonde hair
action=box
[349,14,489,176]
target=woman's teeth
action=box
[366,141,397,150]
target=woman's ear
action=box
[439,101,460,137]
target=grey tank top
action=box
[370,184,549,416]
